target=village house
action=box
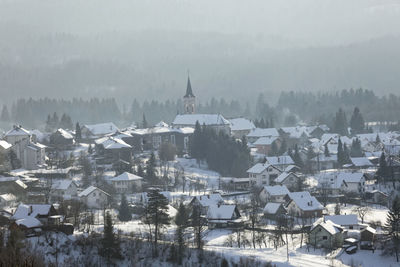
[253,136,282,155]
[4,125,46,170]
[0,177,28,197]
[309,218,344,249]
[265,156,295,171]
[263,202,287,220]
[246,163,281,186]
[110,172,143,194]
[0,140,12,171]
[49,128,74,149]
[206,204,242,229]
[259,185,290,204]
[360,226,376,250]
[286,191,324,221]
[273,172,301,190]
[317,171,367,195]
[308,125,330,139]
[229,118,255,139]
[94,136,133,163]
[50,180,79,201]
[78,186,110,209]
[0,193,17,208]
[278,126,310,147]
[172,114,231,135]
[346,157,374,169]
[310,154,337,172]
[324,215,360,230]
[189,193,224,215]
[81,122,119,141]
[246,128,280,144]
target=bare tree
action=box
[353,206,371,224]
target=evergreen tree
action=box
[45,114,53,132]
[324,143,330,157]
[88,144,93,154]
[293,144,304,168]
[376,134,381,144]
[377,152,388,179]
[385,196,400,262]
[60,113,73,129]
[75,122,82,141]
[143,189,170,256]
[146,152,157,184]
[52,112,59,129]
[333,108,348,136]
[118,194,132,221]
[270,142,278,156]
[350,107,365,135]
[337,138,344,167]
[101,211,121,261]
[175,203,189,264]
[190,121,205,162]
[0,105,10,122]
[142,113,148,128]
[343,144,351,164]
[279,139,287,155]
[8,150,21,170]
[137,164,144,177]
[350,138,363,157]
[334,203,341,215]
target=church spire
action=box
[184,76,195,98]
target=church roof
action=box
[184,76,195,98]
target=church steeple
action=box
[183,75,196,114]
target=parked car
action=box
[345,245,358,254]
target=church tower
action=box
[183,76,196,114]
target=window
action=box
[93,192,96,197]
[171,135,176,145]
[323,236,327,240]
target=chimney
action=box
[29,205,33,216]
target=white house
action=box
[324,215,360,230]
[206,204,242,228]
[273,172,300,190]
[259,185,290,203]
[246,163,281,186]
[172,114,231,135]
[78,186,110,209]
[317,171,367,194]
[286,191,324,220]
[229,118,255,139]
[110,172,143,193]
[190,193,224,215]
[265,156,295,171]
[50,180,78,201]
[81,122,119,140]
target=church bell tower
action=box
[183,76,196,114]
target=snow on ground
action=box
[326,203,389,225]
[339,249,399,267]
[176,158,221,189]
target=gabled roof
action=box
[246,163,276,174]
[247,128,279,138]
[279,126,309,139]
[311,218,343,235]
[0,140,12,150]
[275,172,298,184]
[0,193,16,202]
[51,180,77,190]
[155,121,169,128]
[229,118,255,131]
[54,128,74,139]
[337,172,365,183]
[172,114,230,126]
[83,122,119,136]
[12,204,53,220]
[350,157,373,167]
[361,226,376,234]
[95,136,131,149]
[263,202,284,214]
[265,156,294,166]
[111,172,143,181]
[192,194,224,207]
[207,204,238,220]
[78,186,110,197]
[288,191,323,211]
[5,126,30,137]
[324,215,358,226]
[254,136,279,146]
[15,217,42,228]
[262,185,290,196]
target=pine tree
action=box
[142,113,148,128]
[118,194,132,221]
[343,144,350,164]
[143,189,170,256]
[385,196,400,262]
[324,143,330,157]
[270,142,278,156]
[377,152,388,179]
[175,202,189,264]
[0,105,10,122]
[333,108,348,136]
[101,211,121,261]
[376,134,381,144]
[279,139,287,155]
[337,138,344,167]
[146,152,157,184]
[52,112,59,129]
[75,122,82,141]
[88,144,93,154]
[350,107,365,135]
[350,138,363,157]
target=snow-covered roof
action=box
[12,204,53,220]
[78,186,110,197]
[350,157,373,167]
[288,191,323,211]
[95,136,132,149]
[275,172,298,184]
[83,122,119,136]
[0,193,16,202]
[280,126,309,139]
[51,180,76,190]
[265,156,294,166]
[55,128,74,139]
[0,177,28,189]
[254,136,279,145]
[27,142,46,151]
[263,202,283,214]
[338,172,365,183]
[15,217,42,228]
[193,194,224,207]
[324,215,358,226]
[311,154,337,162]
[155,121,169,127]
[229,118,255,131]
[361,226,376,234]
[172,114,230,126]
[247,128,279,138]
[110,172,143,181]
[311,218,342,235]
[5,126,30,137]
[0,140,12,150]
[175,127,195,135]
[246,163,274,174]
[207,204,237,220]
[263,185,290,196]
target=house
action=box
[317,171,367,195]
[310,154,337,171]
[273,172,301,190]
[78,186,110,209]
[0,177,28,196]
[172,114,231,135]
[360,226,376,249]
[324,215,359,230]
[206,204,242,228]
[0,140,12,171]
[4,125,46,170]
[246,163,281,186]
[253,136,281,155]
[190,193,224,215]
[0,193,17,208]
[110,172,143,193]
[50,180,78,201]
[309,218,344,249]
[309,125,330,139]
[347,157,374,169]
[94,136,133,163]
[246,128,280,144]
[265,156,295,171]
[49,128,74,148]
[259,185,290,203]
[81,122,119,141]
[229,118,255,139]
[365,190,388,205]
[286,191,324,220]
[263,202,287,220]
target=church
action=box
[171,77,231,135]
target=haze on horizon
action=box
[0,0,399,104]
